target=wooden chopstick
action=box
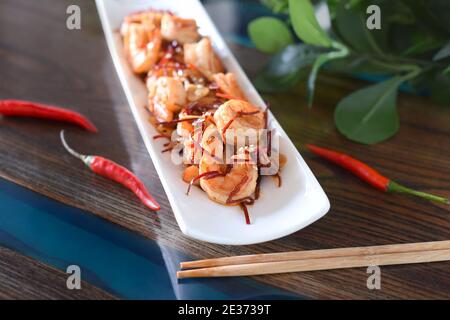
[180,240,450,270]
[177,249,450,279]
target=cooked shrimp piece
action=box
[146,75,158,95]
[149,99,174,123]
[124,24,162,74]
[184,83,210,102]
[161,14,200,44]
[154,76,187,109]
[147,76,172,122]
[214,99,265,143]
[183,165,199,184]
[146,75,187,121]
[121,10,163,36]
[199,151,258,205]
[201,124,224,159]
[176,110,196,138]
[184,38,224,80]
[182,138,194,164]
[182,131,204,165]
[213,73,246,100]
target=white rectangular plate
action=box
[96,0,330,245]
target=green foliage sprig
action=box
[248,0,450,144]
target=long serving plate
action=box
[96,0,330,245]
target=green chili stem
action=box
[388,181,449,205]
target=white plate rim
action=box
[95,0,330,245]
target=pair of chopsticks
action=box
[177,240,450,279]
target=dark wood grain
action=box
[0,246,117,300]
[0,0,449,299]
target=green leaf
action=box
[307,54,330,106]
[261,0,289,13]
[431,74,450,106]
[261,44,327,76]
[408,0,450,35]
[254,68,305,93]
[433,41,450,61]
[248,17,294,54]
[325,56,399,76]
[367,0,417,53]
[327,0,363,19]
[253,44,326,93]
[408,68,438,93]
[444,66,450,75]
[403,34,444,56]
[307,42,349,106]
[288,0,332,47]
[426,0,450,34]
[332,1,383,54]
[385,1,416,25]
[334,77,405,144]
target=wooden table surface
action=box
[0,0,449,299]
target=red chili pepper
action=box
[60,131,160,211]
[307,144,449,205]
[0,100,97,132]
[240,203,251,225]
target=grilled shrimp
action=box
[182,137,196,165]
[182,123,204,165]
[155,76,187,107]
[124,24,162,74]
[176,109,197,138]
[201,124,223,158]
[161,14,200,44]
[213,73,246,100]
[185,83,210,102]
[184,38,224,80]
[147,73,211,122]
[214,99,265,144]
[147,76,187,122]
[121,10,163,36]
[183,165,199,184]
[199,148,258,205]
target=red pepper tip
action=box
[147,202,161,211]
[80,118,98,133]
[85,123,99,133]
[0,99,99,133]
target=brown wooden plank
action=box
[0,0,449,299]
[0,246,117,300]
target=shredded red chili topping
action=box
[186,171,224,195]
